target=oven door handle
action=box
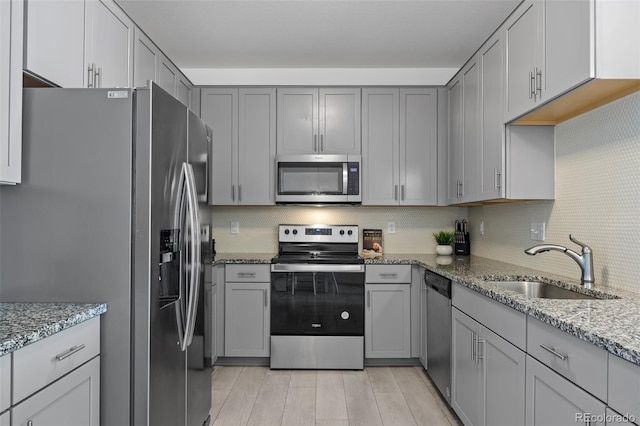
[271,264,365,273]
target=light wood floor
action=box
[210,366,461,426]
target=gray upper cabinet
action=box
[133,27,159,88]
[448,56,480,204]
[506,0,640,125]
[504,0,543,122]
[0,0,22,185]
[201,88,276,206]
[362,88,438,206]
[24,0,133,88]
[277,88,361,155]
[85,0,134,88]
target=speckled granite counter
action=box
[0,303,107,356]
[213,252,640,366]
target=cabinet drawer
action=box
[225,264,270,282]
[0,355,9,412]
[527,316,607,401]
[452,283,526,350]
[608,354,640,420]
[365,265,411,283]
[13,317,100,404]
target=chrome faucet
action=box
[524,234,595,288]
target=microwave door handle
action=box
[343,162,348,195]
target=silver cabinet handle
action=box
[231,184,235,202]
[320,134,324,152]
[27,421,33,426]
[367,290,371,307]
[238,272,256,278]
[476,338,484,364]
[313,135,318,152]
[494,168,502,191]
[471,333,477,362]
[529,71,535,99]
[401,185,405,201]
[457,180,463,198]
[379,273,398,278]
[394,185,399,201]
[87,63,95,88]
[540,344,568,361]
[264,289,268,307]
[96,66,102,88]
[238,185,242,203]
[55,344,86,361]
[535,67,542,99]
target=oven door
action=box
[270,264,365,337]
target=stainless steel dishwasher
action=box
[425,269,452,404]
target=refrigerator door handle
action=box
[183,163,201,348]
[174,163,189,350]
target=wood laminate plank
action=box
[374,392,418,426]
[289,370,317,387]
[316,371,348,421]
[343,370,384,426]
[247,370,291,426]
[392,367,453,426]
[281,385,316,426]
[367,366,402,393]
[212,365,243,390]
[213,367,268,426]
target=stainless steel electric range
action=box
[270,224,365,369]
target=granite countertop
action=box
[0,302,107,356]
[213,252,640,366]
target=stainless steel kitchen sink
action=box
[487,280,600,300]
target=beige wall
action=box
[470,92,640,291]
[211,205,467,254]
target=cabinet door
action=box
[451,308,482,426]
[225,282,270,357]
[447,77,464,204]
[365,283,411,358]
[238,88,276,205]
[504,0,543,122]
[525,355,606,426]
[158,54,177,96]
[209,283,218,365]
[361,88,400,205]
[399,88,438,206]
[133,27,159,88]
[176,75,192,108]
[201,88,238,205]
[24,0,85,87]
[318,88,361,154]
[482,326,525,426]
[0,410,7,426]
[11,357,100,426]
[85,0,134,88]
[0,0,22,184]
[462,58,480,203]
[419,271,428,368]
[543,0,593,101]
[479,34,505,201]
[277,88,319,154]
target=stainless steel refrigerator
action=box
[0,83,212,426]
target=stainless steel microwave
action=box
[275,154,361,204]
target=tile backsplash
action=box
[211,205,467,254]
[470,92,640,292]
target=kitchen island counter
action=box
[0,302,107,356]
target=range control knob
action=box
[347,230,353,236]
[292,229,298,235]
[284,229,290,235]
[340,230,345,235]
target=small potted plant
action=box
[433,231,455,256]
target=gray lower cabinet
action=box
[11,357,100,426]
[418,266,428,368]
[608,353,640,424]
[224,265,270,357]
[526,355,605,426]
[452,307,525,426]
[0,411,7,426]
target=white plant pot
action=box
[435,245,453,256]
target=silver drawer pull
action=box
[379,273,398,278]
[238,272,256,278]
[540,344,568,361]
[55,344,86,361]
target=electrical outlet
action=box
[387,222,396,234]
[230,221,240,234]
[530,222,545,241]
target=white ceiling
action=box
[116,0,521,85]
